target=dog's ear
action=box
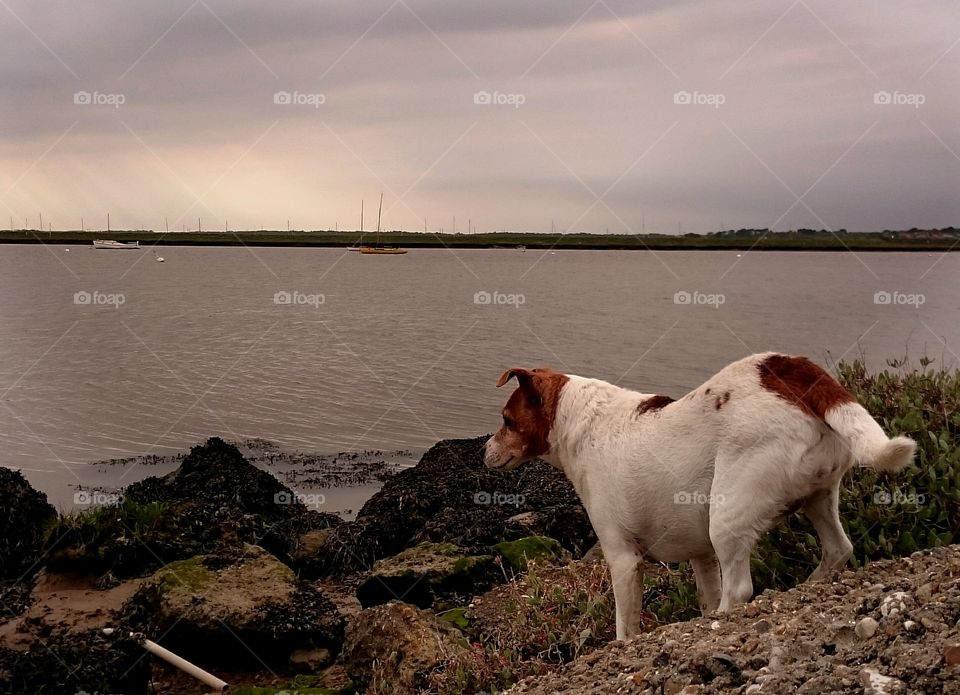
[496,368,532,388]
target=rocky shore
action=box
[1,436,957,695]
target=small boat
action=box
[93,239,140,249]
[359,245,407,255]
[359,193,407,255]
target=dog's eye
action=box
[502,416,514,428]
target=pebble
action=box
[945,645,960,666]
[880,591,911,618]
[859,667,905,695]
[855,617,879,639]
[753,619,773,634]
[710,620,721,630]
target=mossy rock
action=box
[356,542,497,609]
[123,544,344,669]
[494,535,567,572]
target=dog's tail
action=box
[825,402,916,473]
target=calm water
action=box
[1,244,956,509]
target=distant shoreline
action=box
[2,229,958,251]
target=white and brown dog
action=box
[484,353,915,640]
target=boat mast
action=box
[376,192,383,244]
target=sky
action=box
[0,0,957,234]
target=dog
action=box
[484,352,915,640]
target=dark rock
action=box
[43,438,341,578]
[0,468,56,582]
[0,629,148,695]
[312,436,595,576]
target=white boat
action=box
[93,239,140,249]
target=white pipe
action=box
[103,628,229,692]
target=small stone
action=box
[754,619,773,634]
[710,620,721,630]
[880,591,911,618]
[855,617,879,639]
[903,620,919,632]
[743,603,760,618]
[289,647,332,673]
[944,645,960,666]
[859,667,905,695]
[915,582,935,602]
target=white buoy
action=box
[102,628,228,692]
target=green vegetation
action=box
[2,228,959,250]
[42,498,174,576]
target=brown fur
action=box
[492,368,569,461]
[714,391,731,410]
[758,354,854,419]
[636,394,675,415]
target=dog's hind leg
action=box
[691,554,721,614]
[603,536,645,640]
[709,447,791,611]
[803,485,853,581]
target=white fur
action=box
[486,353,915,640]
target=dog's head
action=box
[484,367,569,470]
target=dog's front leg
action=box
[604,538,645,640]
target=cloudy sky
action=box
[0,0,957,234]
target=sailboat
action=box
[359,193,408,254]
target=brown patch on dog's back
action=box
[714,391,731,410]
[758,354,854,419]
[636,394,674,416]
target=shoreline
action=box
[2,229,959,251]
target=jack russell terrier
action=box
[484,352,915,640]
